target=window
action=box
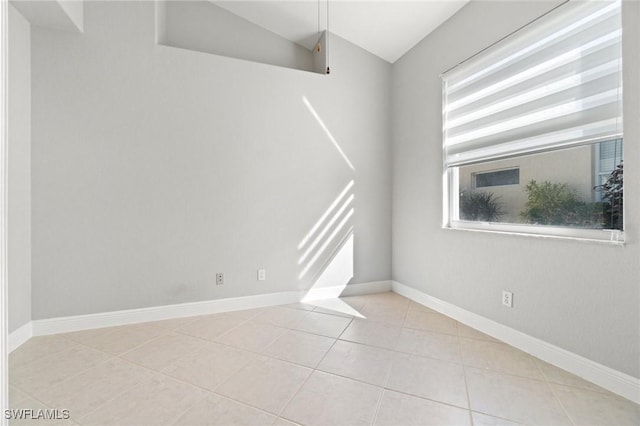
[442,0,623,242]
[473,168,519,188]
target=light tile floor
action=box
[8,292,640,425]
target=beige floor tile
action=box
[387,353,468,408]
[162,341,256,391]
[146,316,201,330]
[9,396,76,425]
[339,295,370,310]
[407,301,438,313]
[173,393,276,426]
[9,386,30,406]
[217,308,267,322]
[176,314,245,341]
[311,305,355,318]
[262,330,335,368]
[358,304,407,327]
[396,328,462,363]
[317,340,395,386]
[457,323,501,343]
[11,345,111,396]
[403,310,458,336]
[551,383,640,425]
[59,327,119,345]
[282,371,382,426]
[361,292,410,307]
[79,374,207,425]
[34,358,155,419]
[312,297,367,315]
[283,302,316,311]
[291,311,352,338]
[79,323,166,356]
[460,338,543,380]
[374,390,471,425]
[340,319,402,350]
[252,306,310,328]
[273,418,300,426]
[216,321,288,352]
[471,412,522,425]
[9,335,75,369]
[121,333,206,371]
[465,367,571,425]
[535,359,608,393]
[216,356,312,414]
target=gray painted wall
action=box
[8,4,31,333]
[391,0,640,378]
[31,1,391,320]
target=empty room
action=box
[1,0,639,424]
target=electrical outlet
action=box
[502,290,513,308]
[216,273,224,286]
[257,269,266,281]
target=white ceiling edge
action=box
[212,1,470,63]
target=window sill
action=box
[444,221,625,246]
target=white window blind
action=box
[442,0,622,167]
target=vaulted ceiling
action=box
[213,1,470,63]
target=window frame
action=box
[472,167,520,189]
[443,144,625,244]
[441,0,624,244]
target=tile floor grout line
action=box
[539,361,577,426]
[456,320,476,426]
[166,390,209,426]
[274,367,315,418]
[274,328,348,421]
[380,386,473,412]
[10,346,117,404]
[369,387,387,426]
[469,409,525,425]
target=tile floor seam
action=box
[115,329,179,359]
[115,338,208,376]
[74,325,170,358]
[201,317,253,342]
[72,354,199,421]
[274,368,314,418]
[543,376,578,426]
[378,386,471,412]
[11,347,116,402]
[166,390,210,426]
[274,335,346,421]
[170,392,211,426]
[532,357,616,397]
[401,323,461,338]
[457,320,475,423]
[369,386,388,426]
[469,409,523,425]
[205,367,310,419]
[463,363,555,386]
[10,339,76,368]
[337,334,463,364]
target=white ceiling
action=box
[213,1,469,63]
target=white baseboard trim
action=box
[342,280,392,296]
[8,322,32,353]
[31,290,301,336]
[302,280,392,301]
[27,281,391,338]
[391,281,640,404]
